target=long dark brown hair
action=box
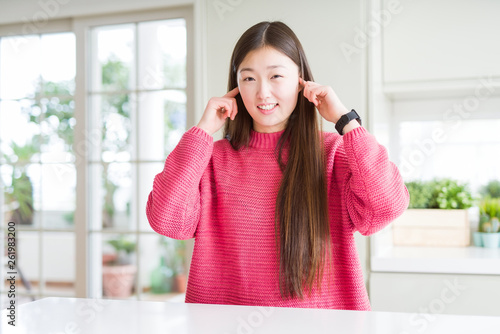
[223,21,331,299]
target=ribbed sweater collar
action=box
[248,129,285,149]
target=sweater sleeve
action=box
[146,126,213,240]
[336,126,409,236]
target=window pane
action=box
[163,91,186,153]
[3,164,41,228]
[105,162,133,230]
[139,234,187,301]
[139,234,170,300]
[40,33,76,94]
[89,162,134,231]
[137,90,186,161]
[0,99,41,163]
[139,162,164,232]
[101,233,137,299]
[16,230,40,295]
[0,35,40,99]
[41,164,76,229]
[399,119,500,192]
[92,24,135,92]
[93,93,134,162]
[138,19,186,90]
[39,96,75,162]
[42,232,75,297]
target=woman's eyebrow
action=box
[239,65,286,73]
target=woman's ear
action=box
[298,77,305,92]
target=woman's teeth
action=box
[257,103,277,110]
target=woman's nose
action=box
[257,81,271,99]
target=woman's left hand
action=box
[299,78,349,124]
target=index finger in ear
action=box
[224,86,240,98]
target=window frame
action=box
[73,6,194,299]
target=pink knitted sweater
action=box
[146,125,409,310]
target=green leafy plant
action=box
[106,235,136,265]
[405,179,474,210]
[159,237,187,275]
[406,181,433,209]
[429,179,474,209]
[3,141,38,225]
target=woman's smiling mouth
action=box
[257,103,278,114]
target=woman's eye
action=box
[243,77,255,82]
[271,75,282,79]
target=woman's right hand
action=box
[197,87,240,136]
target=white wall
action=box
[383,0,500,84]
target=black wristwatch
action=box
[335,109,362,135]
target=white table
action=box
[2,297,500,333]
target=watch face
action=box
[349,110,361,125]
[349,110,358,119]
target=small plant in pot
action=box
[102,235,137,298]
[171,239,188,293]
[150,237,188,294]
[477,198,500,248]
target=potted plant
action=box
[150,237,174,294]
[392,179,475,247]
[151,237,188,294]
[171,239,188,293]
[150,255,174,294]
[3,141,38,225]
[476,198,500,248]
[102,235,137,298]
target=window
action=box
[398,118,500,191]
[84,13,192,300]
[0,32,76,301]
[390,96,500,194]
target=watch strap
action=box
[335,109,362,135]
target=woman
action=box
[146,21,409,310]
